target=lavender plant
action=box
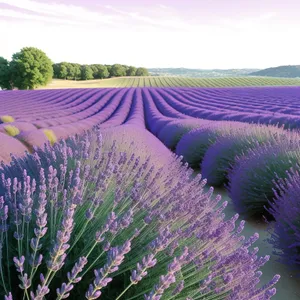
[0,132,28,165]
[157,119,210,150]
[175,121,247,168]
[267,167,300,273]
[228,135,300,219]
[201,125,287,187]
[0,127,279,299]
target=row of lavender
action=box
[2,87,300,130]
[147,102,300,274]
[1,86,300,161]
[0,128,281,298]
[1,87,300,276]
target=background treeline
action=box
[53,62,149,80]
[0,47,150,90]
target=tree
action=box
[91,64,109,79]
[52,63,60,78]
[136,67,149,76]
[110,64,126,77]
[126,66,137,76]
[67,63,76,79]
[73,63,81,80]
[10,47,53,89]
[80,65,94,80]
[0,57,13,90]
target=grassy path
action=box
[212,187,300,300]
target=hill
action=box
[148,68,260,77]
[249,65,300,78]
[38,76,300,89]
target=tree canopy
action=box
[52,62,149,81]
[0,57,12,90]
[9,47,53,89]
[136,67,149,76]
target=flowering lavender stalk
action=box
[27,168,48,291]
[85,240,131,299]
[56,256,88,299]
[144,247,189,300]
[115,253,158,300]
[33,204,75,299]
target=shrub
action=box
[16,129,57,152]
[228,137,300,219]
[0,122,36,133]
[0,132,28,164]
[267,167,300,273]
[0,115,15,123]
[0,127,279,299]
[201,125,287,187]
[157,119,210,150]
[175,121,247,168]
[3,125,20,137]
[43,129,57,146]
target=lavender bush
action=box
[157,119,210,150]
[267,167,300,273]
[0,132,28,164]
[175,121,247,168]
[201,125,287,187]
[0,127,279,299]
[228,136,300,219]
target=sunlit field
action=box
[39,76,300,89]
[0,85,300,299]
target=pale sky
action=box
[0,0,299,69]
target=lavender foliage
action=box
[175,121,247,168]
[201,125,287,187]
[0,127,279,299]
[228,135,300,219]
[267,167,300,273]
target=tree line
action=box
[53,62,149,80]
[0,47,149,90]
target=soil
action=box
[212,187,300,299]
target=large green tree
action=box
[136,67,149,76]
[126,66,137,76]
[91,64,109,79]
[80,65,94,80]
[0,57,13,90]
[72,63,81,80]
[10,47,53,89]
[110,64,126,77]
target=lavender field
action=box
[0,86,300,299]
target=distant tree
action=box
[90,65,98,78]
[80,65,94,80]
[105,65,112,77]
[136,67,149,76]
[0,57,13,90]
[73,63,81,80]
[92,64,109,79]
[67,63,76,79]
[52,63,60,78]
[57,62,68,79]
[10,47,53,89]
[126,66,137,76]
[110,64,126,77]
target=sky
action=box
[0,0,299,69]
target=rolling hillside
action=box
[148,68,260,77]
[250,65,300,78]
